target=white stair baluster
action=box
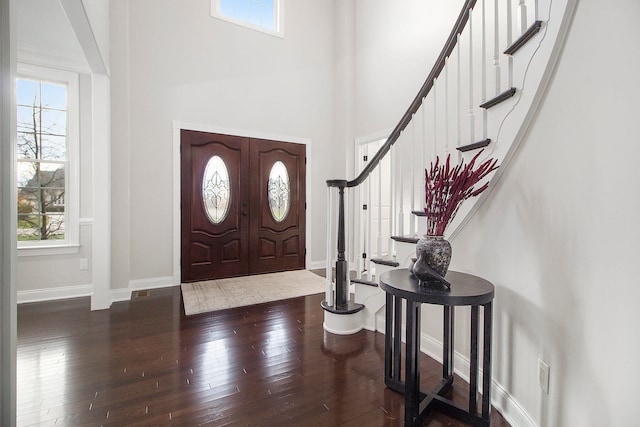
[519,0,528,34]
[417,104,424,236]
[366,161,373,261]
[355,149,362,277]
[409,119,416,237]
[433,77,439,156]
[397,133,404,238]
[422,97,428,163]
[365,152,372,272]
[389,144,396,257]
[376,157,383,262]
[344,188,350,291]
[494,0,501,96]
[482,0,488,140]
[456,34,461,152]
[445,57,450,155]
[468,7,475,146]
[506,0,514,87]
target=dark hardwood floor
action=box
[17,287,510,426]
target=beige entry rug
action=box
[181,269,326,316]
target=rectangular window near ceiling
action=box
[212,0,284,38]
[16,64,79,255]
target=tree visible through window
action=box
[16,78,68,241]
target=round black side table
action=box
[379,269,495,427]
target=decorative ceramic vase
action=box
[413,235,452,288]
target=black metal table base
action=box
[382,274,494,427]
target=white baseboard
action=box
[129,276,176,291]
[110,287,132,303]
[110,275,176,303]
[492,380,538,427]
[18,275,177,305]
[375,313,535,427]
[420,332,473,383]
[421,332,538,427]
[307,260,326,270]
[18,284,93,304]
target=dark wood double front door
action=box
[181,130,306,282]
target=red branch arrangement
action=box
[424,151,498,236]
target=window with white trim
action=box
[211,0,284,37]
[16,64,79,255]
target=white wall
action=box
[84,0,110,71]
[354,0,463,146]
[450,0,640,425]
[109,0,131,291]
[111,0,340,283]
[15,0,88,72]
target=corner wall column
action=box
[91,74,112,310]
[1,0,17,424]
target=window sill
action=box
[18,244,81,257]
[212,14,285,39]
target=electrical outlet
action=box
[538,358,550,394]
[79,258,89,270]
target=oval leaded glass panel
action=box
[202,156,231,224]
[268,161,290,222]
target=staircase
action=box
[322,0,577,335]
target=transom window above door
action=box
[211,0,284,38]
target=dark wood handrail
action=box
[327,0,478,189]
[323,0,479,316]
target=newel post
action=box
[335,185,348,309]
[322,181,363,324]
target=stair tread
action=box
[351,276,378,287]
[480,87,516,109]
[370,257,400,267]
[321,297,365,314]
[391,235,420,244]
[504,20,543,55]
[457,138,491,152]
[353,272,375,281]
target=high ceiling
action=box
[17,0,88,71]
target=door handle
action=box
[242,211,248,216]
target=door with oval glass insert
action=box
[249,138,306,275]
[180,130,306,282]
[181,131,250,281]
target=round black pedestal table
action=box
[379,269,495,427]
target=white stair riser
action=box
[353,283,386,332]
[395,241,418,268]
